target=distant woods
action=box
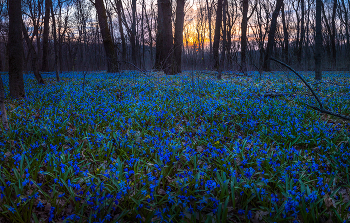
[1,0,349,86]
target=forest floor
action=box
[0,70,349,223]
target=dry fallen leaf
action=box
[166,176,174,183]
[45,202,52,212]
[158,189,166,195]
[324,196,335,208]
[254,211,269,221]
[196,146,204,153]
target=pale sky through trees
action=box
[0,0,348,72]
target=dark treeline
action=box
[1,0,349,97]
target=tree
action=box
[111,0,127,62]
[8,0,25,98]
[206,0,213,56]
[339,0,350,68]
[315,0,322,80]
[42,0,52,72]
[331,0,337,66]
[95,0,119,72]
[297,0,305,64]
[173,0,185,74]
[263,0,283,71]
[218,0,227,80]
[213,0,222,70]
[155,0,173,74]
[131,0,137,65]
[281,2,289,62]
[51,1,60,81]
[22,21,45,84]
[241,0,248,69]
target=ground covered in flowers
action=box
[0,71,349,223]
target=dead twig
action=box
[270,57,350,122]
[305,104,350,121]
[270,57,323,109]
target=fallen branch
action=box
[305,104,350,121]
[270,57,350,122]
[270,57,324,109]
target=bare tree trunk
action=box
[141,0,145,68]
[321,3,332,64]
[115,0,126,61]
[218,0,227,80]
[155,0,164,70]
[226,10,233,67]
[146,3,154,66]
[206,0,213,56]
[131,0,137,65]
[241,0,248,69]
[155,0,173,74]
[107,10,114,43]
[281,3,289,62]
[42,0,51,72]
[22,22,45,84]
[174,0,185,74]
[161,0,173,74]
[58,3,64,71]
[95,0,119,72]
[340,0,350,68]
[51,2,60,82]
[341,0,350,50]
[331,0,337,67]
[0,75,8,129]
[297,0,305,64]
[213,0,223,70]
[315,0,322,80]
[305,0,311,68]
[8,0,25,99]
[263,0,283,71]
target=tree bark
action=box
[297,0,305,64]
[155,0,164,70]
[51,2,60,82]
[131,0,137,65]
[331,0,337,67]
[263,0,283,71]
[141,0,145,68]
[206,0,213,56]
[218,0,227,80]
[95,0,119,72]
[281,3,289,62]
[115,0,127,61]
[174,0,185,74]
[213,0,223,70]
[161,0,173,75]
[341,0,349,51]
[144,2,153,66]
[155,0,173,74]
[321,2,332,64]
[340,0,350,68]
[42,0,51,72]
[8,0,25,99]
[22,22,45,85]
[241,0,248,69]
[315,0,322,80]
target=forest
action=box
[0,0,350,222]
